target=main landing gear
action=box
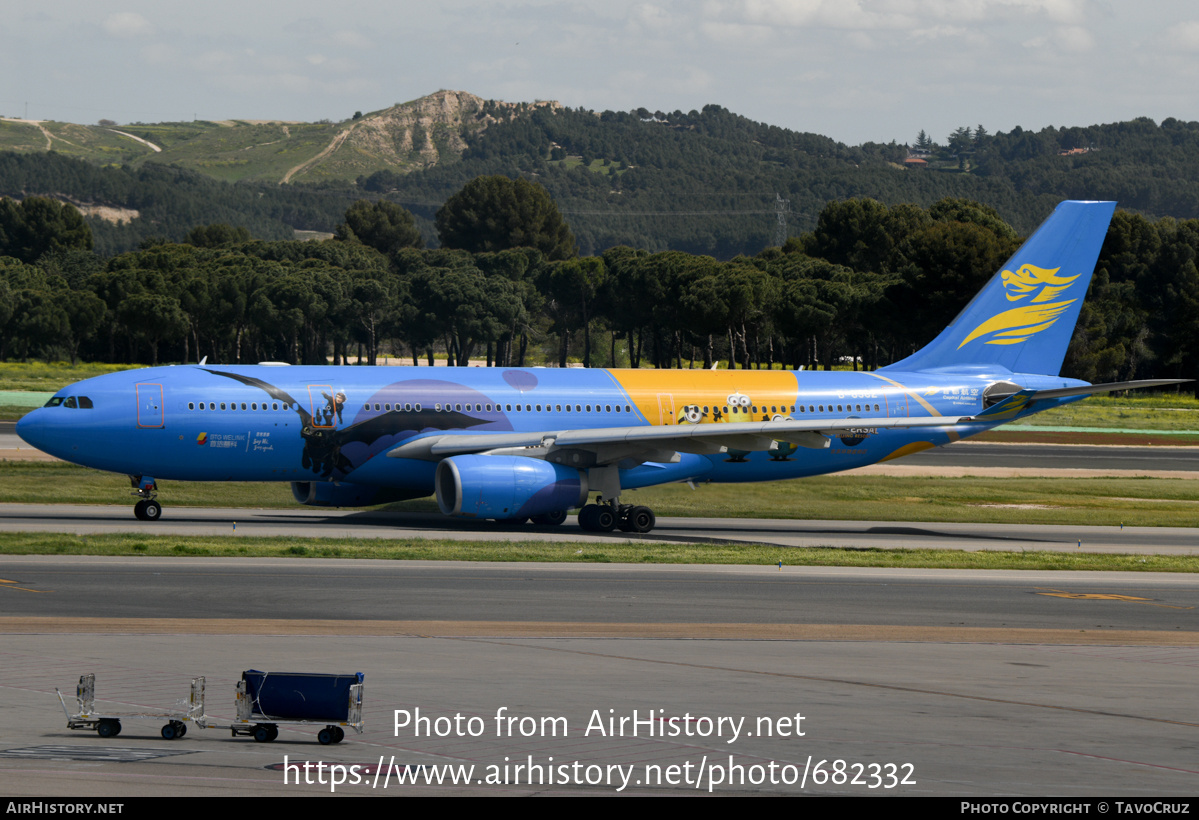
[130,475,162,521]
[577,499,656,534]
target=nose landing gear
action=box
[130,475,162,521]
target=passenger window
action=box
[189,402,195,410]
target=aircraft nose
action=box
[15,410,49,452]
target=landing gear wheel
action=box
[593,506,617,532]
[578,505,597,530]
[97,719,120,738]
[318,728,335,745]
[579,504,617,532]
[531,509,567,526]
[332,726,345,743]
[134,499,161,521]
[627,506,655,534]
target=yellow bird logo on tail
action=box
[960,264,1080,348]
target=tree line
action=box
[1,183,1194,392]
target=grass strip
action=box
[0,531,1194,572]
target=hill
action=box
[0,91,552,185]
[4,92,1199,257]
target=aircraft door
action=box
[307,384,340,428]
[657,393,675,425]
[883,392,907,418]
[135,383,164,428]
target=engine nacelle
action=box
[291,481,405,508]
[436,455,588,520]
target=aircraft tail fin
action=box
[884,200,1116,376]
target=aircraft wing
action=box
[387,414,977,465]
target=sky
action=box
[2,1,1198,146]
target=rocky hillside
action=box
[0,91,559,185]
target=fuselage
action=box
[16,363,1086,495]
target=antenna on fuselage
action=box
[198,356,208,366]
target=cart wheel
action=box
[318,728,334,745]
[253,725,272,742]
[97,719,120,738]
[332,726,345,743]
[266,725,279,741]
[161,723,177,740]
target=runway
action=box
[2,502,1196,554]
[0,557,1196,796]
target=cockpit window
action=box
[64,397,77,409]
[78,396,93,409]
[44,397,64,407]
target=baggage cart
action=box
[56,673,204,740]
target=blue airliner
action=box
[16,201,1185,533]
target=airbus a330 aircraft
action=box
[16,200,1186,533]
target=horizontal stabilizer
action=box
[1026,379,1193,401]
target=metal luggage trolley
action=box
[56,673,205,740]
[218,670,364,745]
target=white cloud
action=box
[102,12,154,38]
[1163,19,1199,50]
[1022,25,1094,53]
[1054,25,1094,52]
[331,30,374,50]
